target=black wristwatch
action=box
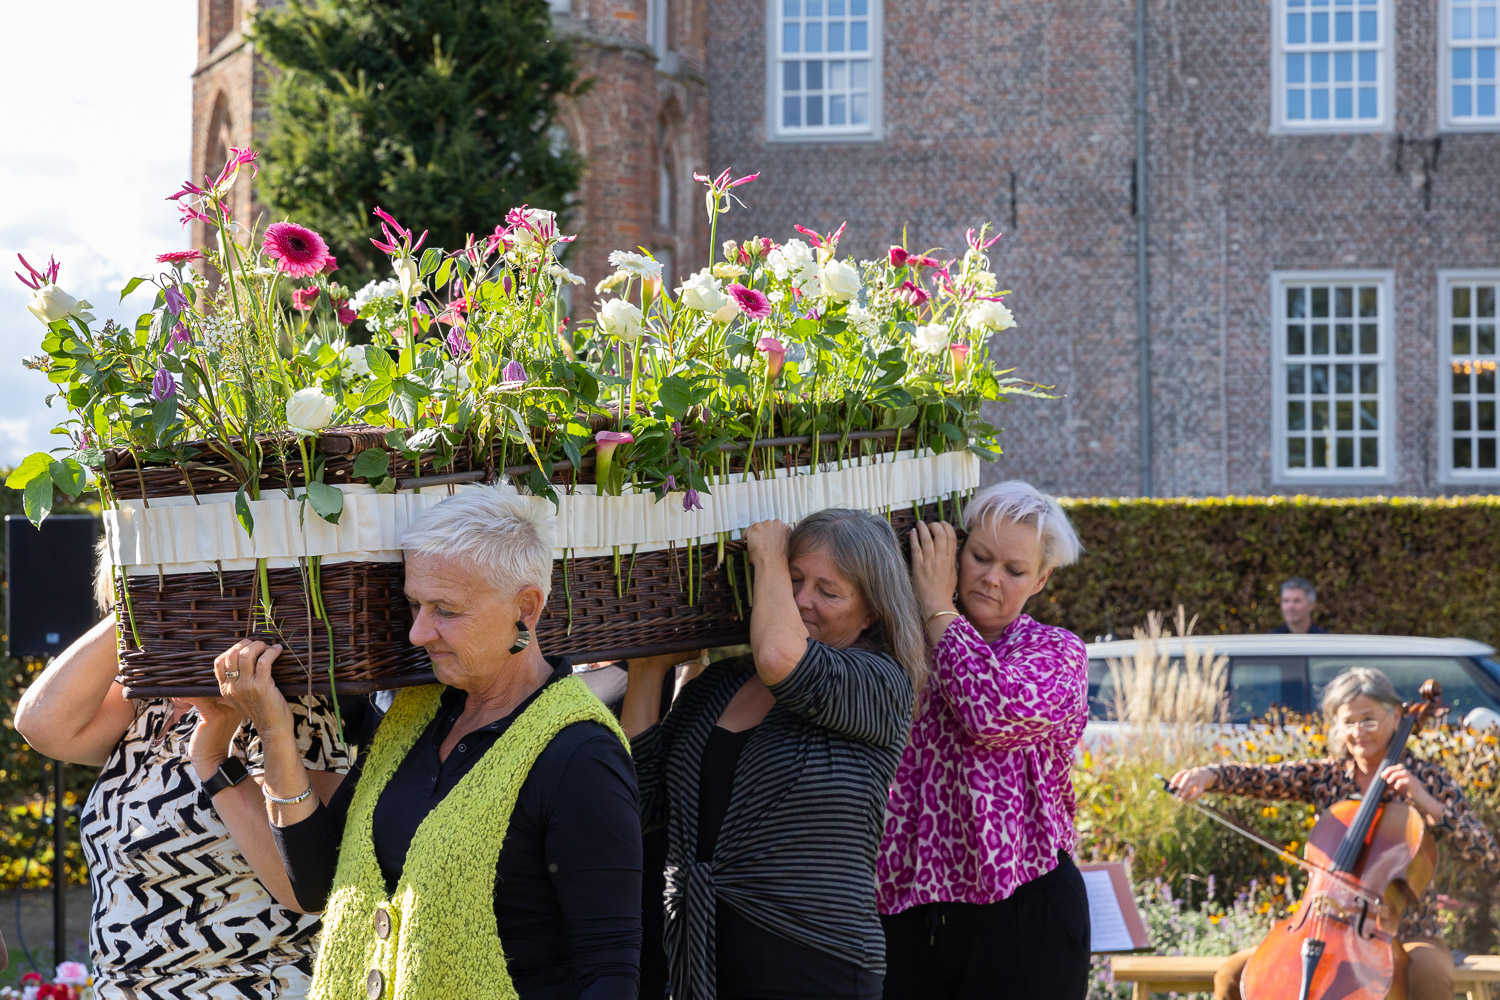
[202,756,250,798]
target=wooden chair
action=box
[1109,953,1500,1000]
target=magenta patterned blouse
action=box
[876,613,1089,913]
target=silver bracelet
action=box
[263,785,314,806]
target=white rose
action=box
[393,255,423,299]
[598,298,643,342]
[548,263,584,285]
[711,301,740,324]
[27,285,94,326]
[286,387,337,435]
[511,208,557,249]
[819,259,860,302]
[966,298,1015,333]
[912,323,951,355]
[676,268,731,314]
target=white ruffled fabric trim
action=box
[104,450,978,576]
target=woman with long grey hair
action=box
[1171,666,1500,1000]
[623,507,924,1000]
[878,480,1092,1000]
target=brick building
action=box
[193,0,1500,497]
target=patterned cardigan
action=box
[1211,752,1500,941]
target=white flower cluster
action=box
[766,239,820,297]
[349,277,401,313]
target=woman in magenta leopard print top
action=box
[877,480,1091,1000]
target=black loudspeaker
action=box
[5,514,103,659]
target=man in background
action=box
[1270,577,1328,634]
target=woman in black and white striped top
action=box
[623,509,926,1000]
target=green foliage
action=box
[1031,496,1500,644]
[252,0,588,287]
[1076,715,1500,954]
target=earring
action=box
[509,619,532,654]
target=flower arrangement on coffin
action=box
[1,963,94,1000]
[8,148,1047,695]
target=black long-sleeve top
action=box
[272,662,642,1000]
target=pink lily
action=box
[966,226,1002,252]
[165,180,207,203]
[14,253,59,289]
[792,221,847,252]
[369,206,428,257]
[692,168,760,193]
[594,430,635,492]
[757,336,787,379]
[949,342,971,374]
[211,146,259,190]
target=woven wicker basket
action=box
[115,501,954,698]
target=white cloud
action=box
[0,0,196,466]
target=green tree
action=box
[253,0,587,288]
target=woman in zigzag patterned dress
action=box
[16,615,363,999]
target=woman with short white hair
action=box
[877,480,1092,999]
[195,486,643,1000]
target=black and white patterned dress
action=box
[80,696,355,999]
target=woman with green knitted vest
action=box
[192,487,643,1000]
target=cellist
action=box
[1170,667,1500,1000]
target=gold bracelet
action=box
[925,610,962,629]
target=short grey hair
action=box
[962,480,1083,572]
[398,486,556,601]
[1320,666,1401,753]
[1281,577,1317,602]
[789,508,929,692]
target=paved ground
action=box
[0,887,92,978]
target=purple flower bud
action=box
[169,320,192,349]
[502,359,526,383]
[664,475,677,491]
[151,367,176,400]
[163,285,189,315]
[445,328,471,358]
[682,487,703,512]
[671,420,682,439]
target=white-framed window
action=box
[1439,271,1500,481]
[1272,0,1392,132]
[1442,0,1500,128]
[767,0,882,141]
[1271,271,1395,483]
[548,0,570,14]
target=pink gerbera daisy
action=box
[263,222,333,278]
[157,250,204,265]
[728,283,772,320]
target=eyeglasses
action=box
[1345,719,1384,733]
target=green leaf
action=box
[119,276,146,302]
[936,421,967,442]
[49,458,88,496]
[73,447,107,469]
[23,475,53,524]
[152,398,179,441]
[234,486,255,536]
[724,369,751,392]
[6,453,53,490]
[502,405,544,470]
[433,257,454,290]
[352,448,390,481]
[418,247,443,278]
[365,345,396,382]
[657,375,695,418]
[389,391,418,426]
[306,481,344,524]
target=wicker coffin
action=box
[104,429,976,697]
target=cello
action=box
[1163,679,1446,1000]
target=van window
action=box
[1309,657,1500,718]
[1087,659,1118,720]
[1226,657,1306,722]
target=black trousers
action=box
[880,853,1091,1000]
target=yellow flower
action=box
[1267,754,1284,763]
[1311,734,1326,744]
[1274,874,1287,886]
[1261,805,1280,817]
[1209,914,1221,924]
[1258,902,1272,914]
[1286,840,1300,854]
[1243,740,1258,752]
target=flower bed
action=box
[11,152,1042,694]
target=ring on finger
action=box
[224,670,240,680]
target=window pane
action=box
[1454,323,1472,354]
[1334,286,1353,317]
[1288,286,1307,318]
[1457,5,1474,39]
[1336,437,1354,466]
[851,93,869,123]
[806,22,823,52]
[806,95,823,125]
[1336,398,1354,429]
[1455,366,1472,394]
[1289,53,1307,83]
[1454,285,1472,317]
[1312,10,1330,41]
[852,60,869,88]
[1480,399,1497,431]
[1289,12,1307,42]
[1480,323,1496,354]
[829,22,845,51]
[852,0,867,12]
[1481,85,1497,116]
[1456,84,1474,117]
[1480,286,1497,318]
[1335,87,1353,117]
[830,94,847,124]
[830,60,846,89]
[1482,4,1498,38]
[1288,365,1306,394]
[1481,438,1498,467]
[1312,324,1330,354]
[1289,89,1307,118]
[1288,324,1306,353]
[1360,399,1378,429]
[1359,51,1377,81]
[1289,400,1307,430]
[1455,401,1473,432]
[1335,323,1354,354]
[1311,286,1329,317]
[783,95,801,126]
[1359,322,1378,353]
[1335,10,1353,41]
[1360,436,1379,467]
[807,0,821,13]
[851,20,868,50]
[784,0,800,14]
[1335,51,1353,83]
[1312,52,1330,83]
[1359,9,1377,40]
[1358,87,1378,117]
[784,22,800,52]
[1481,366,1497,394]
[829,0,845,12]
[784,61,801,91]
[1312,436,1328,466]
[1359,285,1378,316]
[1456,436,1474,468]
[1290,437,1307,467]
[1359,363,1378,393]
[806,60,823,89]
[1312,398,1329,428]
[1335,363,1353,393]
[1456,48,1473,79]
[1312,656,1496,717]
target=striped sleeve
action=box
[766,640,913,747]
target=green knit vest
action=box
[307,677,629,1000]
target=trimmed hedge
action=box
[1027,496,1500,646]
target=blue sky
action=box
[0,1,196,466]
